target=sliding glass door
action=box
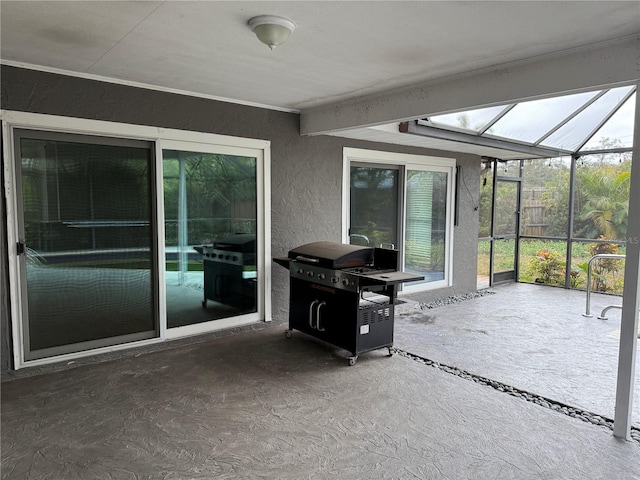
[347,150,454,292]
[404,169,449,286]
[163,147,259,331]
[349,165,400,250]
[15,130,158,361]
[6,113,271,368]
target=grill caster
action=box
[284,330,292,339]
[348,356,358,366]
[388,347,394,357]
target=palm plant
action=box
[575,165,630,241]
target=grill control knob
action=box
[330,276,338,284]
[307,271,314,277]
[342,278,350,286]
[317,273,326,280]
[232,256,238,262]
[297,268,304,275]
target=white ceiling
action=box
[2,1,639,158]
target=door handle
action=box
[309,300,319,329]
[316,301,326,331]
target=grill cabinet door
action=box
[289,278,359,354]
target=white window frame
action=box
[342,147,456,293]
[1,110,271,369]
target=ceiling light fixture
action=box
[248,15,296,50]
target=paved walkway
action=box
[396,282,640,428]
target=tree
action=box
[574,155,630,240]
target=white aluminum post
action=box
[613,80,640,439]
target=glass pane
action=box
[478,162,493,238]
[163,150,257,328]
[519,239,567,286]
[349,166,398,248]
[494,181,518,236]
[496,159,521,177]
[572,152,631,241]
[404,170,448,284]
[521,157,571,238]
[486,91,599,143]
[429,105,509,132]
[581,92,636,151]
[493,238,515,273]
[571,240,625,294]
[477,239,491,289]
[20,137,156,359]
[541,86,635,151]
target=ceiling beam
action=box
[301,35,640,136]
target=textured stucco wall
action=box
[1,65,480,376]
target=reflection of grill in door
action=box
[200,234,256,310]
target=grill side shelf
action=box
[356,271,425,287]
[273,257,291,269]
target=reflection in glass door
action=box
[477,161,494,289]
[15,131,157,361]
[349,161,452,291]
[163,150,258,329]
[492,179,520,284]
[349,165,399,249]
[404,169,449,287]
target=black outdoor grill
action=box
[274,241,424,365]
[197,234,256,310]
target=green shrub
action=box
[525,250,566,286]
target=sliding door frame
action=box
[159,139,267,340]
[13,128,160,361]
[2,110,271,369]
[342,147,456,293]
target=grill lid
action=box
[288,241,373,269]
[214,234,255,253]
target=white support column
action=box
[613,80,640,439]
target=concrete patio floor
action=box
[396,282,640,429]
[2,283,640,479]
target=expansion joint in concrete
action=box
[392,347,640,445]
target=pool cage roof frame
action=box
[401,84,636,160]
